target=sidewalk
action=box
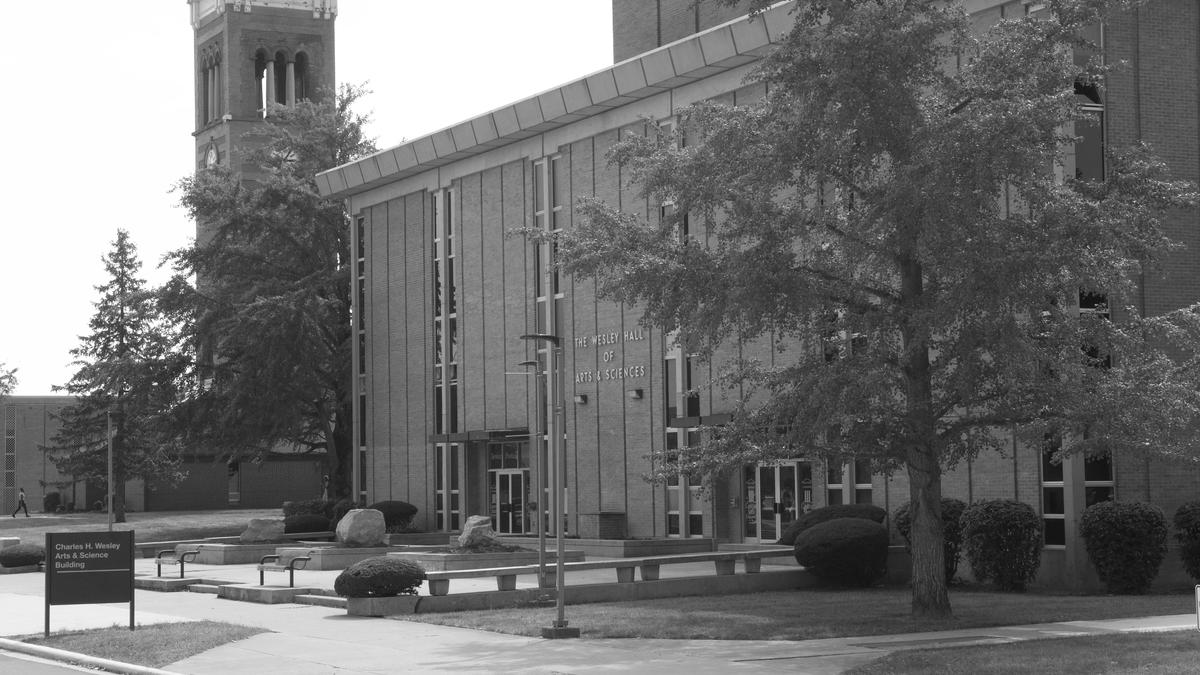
[0,561,1194,674]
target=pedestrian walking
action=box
[11,487,29,517]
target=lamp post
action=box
[516,359,550,590]
[106,410,114,532]
[521,333,578,639]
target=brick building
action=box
[317,0,1200,590]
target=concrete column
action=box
[265,63,276,114]
[214,62,222,117]
[286,61,296,106]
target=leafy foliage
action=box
[283,514,331,534]
[0,363,15,400]
[43,230,185,523]
[1079,501,1167,594]
[161,85,376,498]
[961,500,1043,591]
[778,503,887,546]
[334,556,426,598]
[0,543,45,568]
[1173,501,1200,582]
[894,498,967,582]
[366,500,419,531]
[794,518,889,587]
[556,0,1198,616]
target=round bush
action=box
[777,503,887,546]
[894,497,967,582]
[960,500,1042,591]
[282,499,336,518]
[43,491,61,513]
[366,500,419,531]
[1080,501,1167,594]
[0,543,45,568]
[1174,501,1200,582]
[334,556,426,598]
[794,517,889,587]
[284,513,331,534]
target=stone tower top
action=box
[189,0,337,29]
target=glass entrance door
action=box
[744,461,812,543]
[492,469,529,534]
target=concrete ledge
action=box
[414,568,814,613]
[135,576,235,592]
[0,564,41,575]
[389,549,585,571]
[187,584,223,594]
[503,537,716,557]
[295,594,347,609]
[217,584,322,604]
[345,595,420,616]
[0,537,20,549]
[274,546,392,570]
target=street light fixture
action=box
[520,333,579,639]
[516,359,549,590]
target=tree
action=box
[160,85,376,499]
[0,364,14,400]
[45,230,184,522]
[556,0,1199,617]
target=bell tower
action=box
[189,0,336,179]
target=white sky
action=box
[0,0,613,396]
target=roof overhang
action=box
[316,3,794,199]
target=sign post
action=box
[45,530,135,637]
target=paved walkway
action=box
[0,559,1194,674]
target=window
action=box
[826,458,873,506]
[1041,434,1066,547]
[1084,452,1114,507]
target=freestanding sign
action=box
[44,531,135,637]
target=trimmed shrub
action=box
[794,517,889,587]
[1173,501,1200,582]
[960,500,1042,591]
[777,503,887,546]
[1080,501,1167,594]
[282,499,336,518]
[334,556,426,598]
[0,543,45,568]
[284,513,331,534]
[366,500,419,532]
[43,491,61,513]
[330,498,358,530]
[893,497,967,582]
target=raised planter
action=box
[345,594,420,616]
[503,537,715,557]
[387,549,585,571]
[383,532,450,546]
[188,542,333,565]
[273,545,394,570]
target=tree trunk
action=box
[906,448,948,617]
[900,255,951,618]
[115,467,127,524]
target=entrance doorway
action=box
[744,461,812,543]
[491,469,529,534]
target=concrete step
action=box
[296,594,346,608]
[188,584,223,594]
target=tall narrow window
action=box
[294,52,310,101]
[1042,434,1066,547]
[432,189,460,530]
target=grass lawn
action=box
[20,621,267,669]
[0,508,282,544]
[402,586,1195,640]
[846,630,1200,674]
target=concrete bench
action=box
[257,554,312,587]
[422,549,796,596]
[155,549,200,578]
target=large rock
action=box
[336,509,386,548]
[240,519,286,543]
[457,515,501,549]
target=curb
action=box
[0,636,180,675]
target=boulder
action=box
[457,515,501,549]
[337,509,386,548]
[240,519,286,543]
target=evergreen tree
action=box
[557,0,1200,617]
[46,229,183,522]
[161,85,375,498]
